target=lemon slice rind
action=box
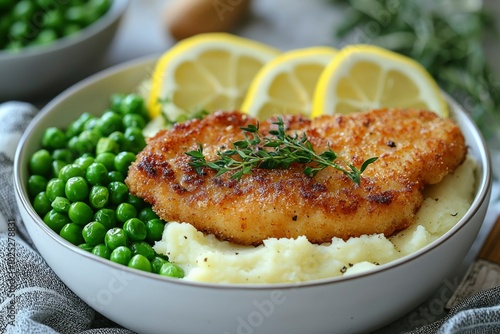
[148,33,280,119]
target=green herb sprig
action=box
[185,117,378,184]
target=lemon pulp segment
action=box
[311,44,448,118]
[148,33,280,119]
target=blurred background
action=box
[3,0,498,107]
[2,0,498,146]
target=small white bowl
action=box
[0,0,129,102]
[14,56,492,334]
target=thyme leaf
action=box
[185,117,377,184]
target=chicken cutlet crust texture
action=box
[126,109,466,245]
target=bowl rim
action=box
[0,0,129,60]
[13,54,493,291]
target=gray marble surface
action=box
[49,0,500,332]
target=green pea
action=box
[60,223,84,245]
[12,1,36,20]
[119,95,145,115]
[76,130,101,154]
[114,151,136,175]
[74,156,95,170]
[68,201,93,226]
[51,196,71,213]
[89,0,111,15]
[42,127,66,150]
[43,10,64,30]
[95,152,116,171]
[110,246,132,265]
[32,29,58,46]
[9,23,30,43]
[146,219,165,243]
[63,23,81,37]
[108,131,127,151]
[44,209,70,233]
[130,241,155,261]
[5,40,24,53]
[105,227,128,250]
[128,254,151,272]
[110,94,125,112]
[30,149,53,176]
[108,181,128,205]
[124,127,146,153]
[159,262,184,278]
[58,164,84,183]
[128,194,145,210]
[65,176,89,202]
[65,5,90,25]
[67,136,79,153]
[107,171,124,183]
[123,113,146,129]
[92,243,111,259]
[94,208,117,230]
[66,112,93,138]
[28,175,48,198]
[33,192,51,216]
[82,221,106,246]
[51,160,67,177]
[46,178,65,202]
[151,256,168,274]
[138,207,159,222]
[123,218,146,241]
[52,149,73,163]
[83,117,99,131]
[96,111,123,136]
[89,185,109,209]
[116,203,137,224]
[78,243,94,252]
[96,137,119,155]
[86,162,108,185]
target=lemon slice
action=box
[312,44,448,118]
[148,33,280,120]
[241,47,337,119]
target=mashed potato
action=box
[153,157,476,284]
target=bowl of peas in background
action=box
[0,0,128,102]
[13,55,492,334]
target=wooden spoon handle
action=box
[477,214,500,264]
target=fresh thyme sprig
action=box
[185,117,378,184]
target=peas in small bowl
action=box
[1,0,113,52]
[0,0,129,101]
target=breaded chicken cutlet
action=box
[125,109,466,245]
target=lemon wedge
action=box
[148,33,280,120]
[241,47,337,119]
[312,44,448,118]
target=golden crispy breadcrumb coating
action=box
[126,109,466,245]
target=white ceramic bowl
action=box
[14,56,492,334]
[0,0,129,102]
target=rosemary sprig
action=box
[185,117,378,184]
[329,0,499,141]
